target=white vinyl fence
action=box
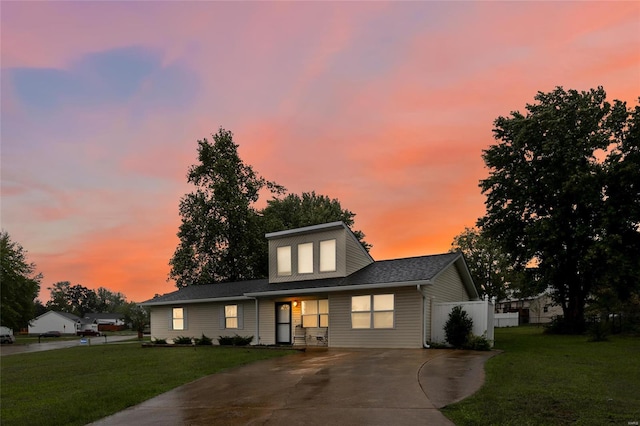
[494,312,519,327]
[431,298,495,347]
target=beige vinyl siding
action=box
[149,301,256,344]
[345,231,374,275]
[258,299,276,345]
[329,287,423,348]
[423,263,471,340]
[269,228,347,283]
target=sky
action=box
[2,1,639,303]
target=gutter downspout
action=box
[249,297,259,346]
[418,284,430,348]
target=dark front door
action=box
[275,302,292,344]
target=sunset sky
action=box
[2,2,639,303]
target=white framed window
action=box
[225,305,238,329]
[301,299,329,328]
[319,239,336,272]
[298,243,313,274]
[277,246,292,276]
[172,307,185,330]
[351,294,394,329]
[220,304,243,329]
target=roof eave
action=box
[245,280,432,297]
[140,295,253,306]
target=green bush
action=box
[173,336,194,345]
[463,334,492,351]
[444,306,473,348]
[218,334,253,346]
[195,334,213,345]
[152,337,167,344]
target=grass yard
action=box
[1,342,295,426]
[443,326,640,425]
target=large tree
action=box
[169,128,285,288]
[450,227,513,301]
[479,87,639,333]
[46,281,99,317]
[0,231,41,330]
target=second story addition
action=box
[266,221,374,284]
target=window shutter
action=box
[219,306,226,329]
[238,304,244,330]
[168,309,172,330]
[183,308,188,330]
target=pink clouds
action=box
[2,2,638,303]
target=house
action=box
[142,222,490,348]
[28,311,80,335]
[77,313,126,333]
[495,292,562,325]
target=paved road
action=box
[0,335,138,356]
[91,348,497,426]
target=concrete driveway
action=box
[91,348,496,426]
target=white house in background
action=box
[495,292,562,325]
[142,221,494,348]
[28,311,80,335]
[77,313,126,332]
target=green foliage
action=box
[479,87,640,333]
[45,282,129,318]
[450,227,517,301]
[586,320,609,342]
[463,334,492,351]
[195,333,213,345]
[119,302,149,333]
[169,128,285,287]
[152,337,167,344]
[218,334,253,346]
[0,231,41,330]
[444,306,473,348]
[173,336,193,344]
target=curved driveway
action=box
[92,348,496,426]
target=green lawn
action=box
[443,326,640,425]
[1,343,295,426]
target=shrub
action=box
[587,318,609,342]
[444,306,473,348]
[173,336,194,345]
[152,338,167,344]
[218,334,253,346]
[463,334,492,351]
[195,334,213,345]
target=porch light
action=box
[293,301,298,307]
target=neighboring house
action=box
[28,311,80,335]
[142,222,486,348]
[495,292,562,324]
[77,313,126,332]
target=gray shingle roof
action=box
[142,252,462,305]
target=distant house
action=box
[28,311,80,335]
[142,221,494,348]
[77,313,126,333]
[495,292,562,325]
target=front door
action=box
[275,302,292,344]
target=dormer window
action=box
[298,243,313,274]
[320,239,336,272]
[277,246,292,276]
